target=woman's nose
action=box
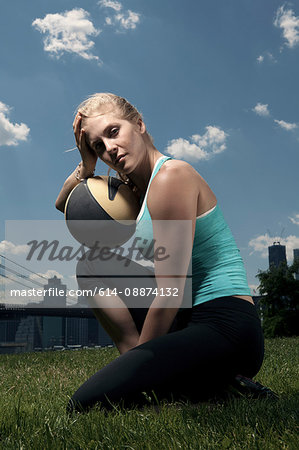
[105,140,117,153]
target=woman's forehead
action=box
[83,112,122,130]
[82,112,125,144]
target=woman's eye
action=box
[95,141,104,151]
[110,128,119,137]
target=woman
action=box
[56,93,266,413]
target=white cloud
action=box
[289,214,299,225]
[114,11,140,30]
[32,9,100,61]
[274,5,299,48]
[99,1,140,31]
[249,233,299,262]
[0,102,30,147]
[0,240,30,255]
[69,274,77,280]
[29,270,64,282]
[267,52,277,62]
[98,0,122,11]
[166,126,228,161]
[252,102,270,117]
[256,52,277,63]
[274,119,298,130]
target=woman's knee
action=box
[76,251,108,292]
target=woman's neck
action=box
[128,149,164,196]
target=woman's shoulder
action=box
[147,158,200,219]
[149,158,200,202]
[158,158,199,180]
[149,157,217,216]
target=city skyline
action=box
[2,240,298,306]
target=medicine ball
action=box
[64,176,140,248]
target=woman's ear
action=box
[137,118,146,134]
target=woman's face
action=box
[82,111,146,174]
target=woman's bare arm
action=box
[137,164,198,345]
[55,164,95,212]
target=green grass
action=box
[0,338,298,449]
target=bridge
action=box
[0,305,95,319]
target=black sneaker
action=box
[229,375,279,400]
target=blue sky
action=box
[0,0,299,296]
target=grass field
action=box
[0,338,298,449]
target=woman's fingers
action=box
[73,112,81,130]
[73,112,98,168]
[79,129,98,167]
[79,129,86,153]
[73,114,83,149]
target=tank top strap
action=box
[148,155,173,186]
[137,155,172,221]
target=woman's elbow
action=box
[55,198,65,213]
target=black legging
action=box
[67,296,264,413]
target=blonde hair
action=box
[77,92,142,123]
[77,93,153,191]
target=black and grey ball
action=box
[64,176,140,248]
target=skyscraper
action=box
[268,242,287,268]
[42,276,67,347]
[43,275,67,308]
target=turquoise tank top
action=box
[134,155,251,306]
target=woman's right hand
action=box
[55,113,98,212]
[73,112,98,174]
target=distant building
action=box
[0,318,20,342]
[293,249,299,281]
[66,317,89,346]
[15,316,43,352]
[0,270,115,353]
[1,301,115,351]
[40,276,67,347]
[268,241,287,268]
[42,316,65,348]
[43,275,67,308]
[0,307,23,354]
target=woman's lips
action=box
[116,154,126,164]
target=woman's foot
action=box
[229,375,279,399]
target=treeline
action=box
[257,259,299,338]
